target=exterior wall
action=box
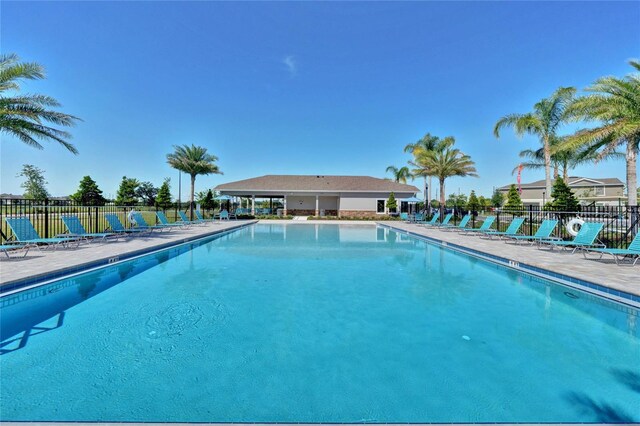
[338,192,415,213]
[500,185,625,206]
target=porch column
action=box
[251,195,255,215]
[283,196,287,216]
[315,195,319,216]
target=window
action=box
[594,186,604,196]
[376,199,385,214]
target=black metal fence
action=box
[0,198,217,243]
[435,204,639,249]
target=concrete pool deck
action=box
[0,219,636,299]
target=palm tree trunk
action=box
[553,164,559,179]
[427,176,432,210]
[543,137,552,196]
[190,174,196,220]
[626,142,638,206]
[563,162,569,181]
[439,178,446,218]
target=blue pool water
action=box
[0,223,638,422]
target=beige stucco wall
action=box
[501,185,625,204]
[338,192,415,211]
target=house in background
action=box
[498,176,626,207]
[215,175,419,217]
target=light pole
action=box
[425,182,429,214]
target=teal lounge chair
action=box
[481,217,525,240]
[104,213,149,236]
[178,211,204,226]
[538,222,605,253]
[156,211,186,228]
[61,215,117,243]
[131,212,170,232]
[218,210,230,221]
[0,244,30,258]
[505,220,558,245]
[439,214,471,231]
[584,232,640,265]
[418,212,439,227]
[431,213,453,227]
[460,216,496,235]
[195,210,218,223]
[4,217,80,250]
[400,213,409,222]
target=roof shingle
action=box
[215,175,419,193]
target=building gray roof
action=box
[215,175,419,193]
[499,176,624,190]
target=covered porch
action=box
[220,191,340,217]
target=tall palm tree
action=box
[494,86,576,197]
[385,165,412,184]
[410,146,478,209]
[0,53,81,154]
[404,133,453,205]
[561,61,640,206]
[513,138,623,180]
[167,144,223,219]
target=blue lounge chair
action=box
[481,217,525,240]
[400,213,409,222]
[178,211,204,226]
[131,212,170,232]
[417,212,439,226]
[505,219,558,245]
[460,216,496,235]
[156,211,186,228]
[195,210,218,223]
[584,232,640,265]
[439,214,471,231]
[430,213,453,227]
[4,217,80,250]
[0,244,30,258]
[538,222,605,253]
[104,213,149,236]
[61,215,117,243]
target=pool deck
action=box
[0,219,636,299]
[383,221,638,298]
[0,220,256,292]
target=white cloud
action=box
[283,55,297,76]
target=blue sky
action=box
[1,1,639,200]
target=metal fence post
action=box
[44,197,50,238]
[528,205,533,235]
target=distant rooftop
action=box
[215,175,419,193]
[499,176,624,190]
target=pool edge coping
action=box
[0,221,257,295]
[378,222,640,309]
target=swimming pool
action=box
[1,223,638,422]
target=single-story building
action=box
[498,176,626,207]
[214,175,419,217]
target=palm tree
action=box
[560,61,640,206]
[404,133,453,206]
[494,86,576,197]
[167,144,223,219]
[0,53,81,154]
[513,138,623,180]
[385,165,412,184]
[410,145,478,209]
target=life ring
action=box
[127,210,137,225]
[566,217,585,237]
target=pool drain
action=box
[564,291,579,299]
